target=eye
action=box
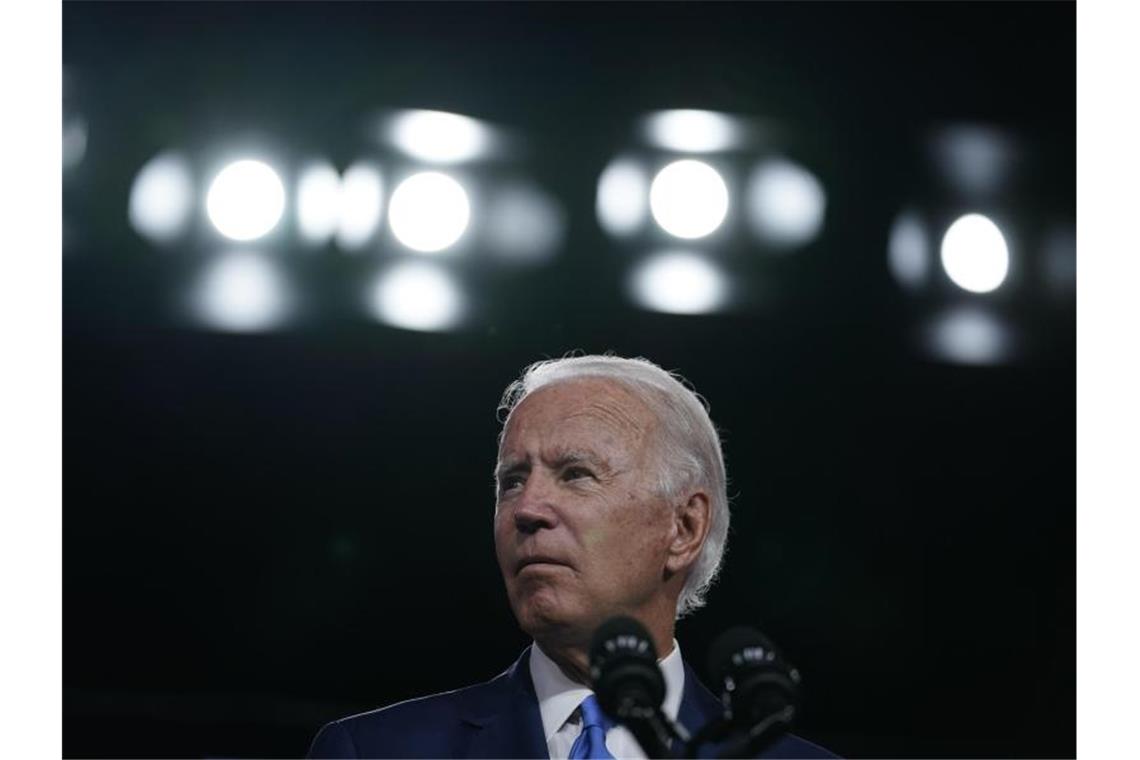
[498,474,526,494]
[562,466,594,482]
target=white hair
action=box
[497,354,730,618]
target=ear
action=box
[664,491,711,574]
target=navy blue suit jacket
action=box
[308,647,835,759]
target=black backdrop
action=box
[63,2,1075,758]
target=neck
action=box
[541,642,592,685]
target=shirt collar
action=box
[529,639,686,742]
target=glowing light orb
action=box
[644,109,739,153]
[390,110,490,164]
[888,211,931,289]
[368,262,464,331]
[940,213,1010,293]
[747,159,826,247]
[296,162,342,245]
[932,125,1017,198]
[629,252,728,314]
[1040,223,1076,298]
[596,159,649,237]
[336,162,384,250]
[926,306,1011,365]
[63,116,88,172]
[192,252,291,332]
[649,160,729,240]
[128,151,195,243]
[206,160,286,241]
[388,172,470,253]
[483,183,565,263]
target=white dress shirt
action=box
[529,639,685,760]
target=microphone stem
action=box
[619,702,683,759]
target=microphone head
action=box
[589,615,666,720]
[707,626,802,728]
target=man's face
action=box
[493,378,675,645]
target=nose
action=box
[512,475,559,535]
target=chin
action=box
[513,591,592,645]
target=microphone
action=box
[704,626,802,758]
[589,616,687,758]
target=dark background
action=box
[63,2,1075,758]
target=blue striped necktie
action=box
[567,694,616,759]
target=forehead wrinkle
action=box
[497,379,660,467]
[566,399,648,436]
[582,392,661,454]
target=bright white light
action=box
[336,162,384,250]
[388,172,470,253]
[206,159,286,241]
[629,252,728,314]
[128,151,195,244]
[192,252,291,332]
[747,159,826,247]
[296,161,342,245]
[389,110,490,164]
[644,109,739,153]
[940,213,1010,293]
[888,211,931,289]
[368,261,464,331]
[596,159,649,237]
[483,183,565,264]
[649,160,729,239]
[926,306,1011,365]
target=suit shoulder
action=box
[761,733,840,759]
[313,688,468,756]
[308,672,514,759]
[338,685,470,727]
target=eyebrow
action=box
[494,449,610,481]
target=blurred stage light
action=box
[483,182,565,264]
[367,261,464,331]
[206,159,286,242]
[336,161,384,251]
[940,213,1009,293]
[388,171,470,253]
[629,251,728,314]
[63,115,87,172]
[746,158,826,247]
[128,151,195,244]
[643,109,740,153]
[192,251,292,332]
[930,125,1018,199]
[888,210,931,290]
[1040,222,1076,299]
[925,306,1012,365]
[296,161,341,245]
[649,159,729,239]
[596,158,649,237]
[389,109,490,164]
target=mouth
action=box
[516,556,572,575]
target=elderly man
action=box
[309,355,833,759]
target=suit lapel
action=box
[462,646,550,759]
[679,660,730,758]
[458,648,722,759]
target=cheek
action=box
[624,506,672,563]
[578,523,609,553]
[584,502,668,569]
[493,512,513,567]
